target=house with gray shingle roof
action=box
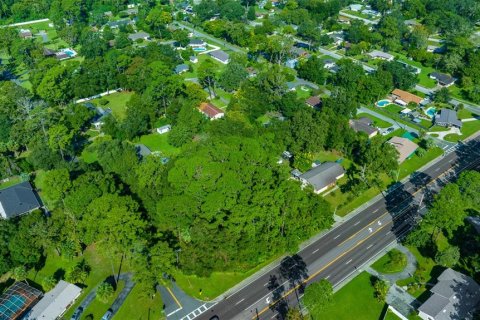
[367,50,394,61]
[435,109,462,128]
[418,268,480,320]
[0,181,41,219]
[298,162,345,193]
[175,64,189,74]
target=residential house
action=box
[361,9,379,16]
[323,59,336,69]
[122,8,139,15]
[0,181,41,219]
[157,124,171,134]
[19,29,33,39]
[298,162,345,194]
[135,144,152,158]
[285,58,298,69]
[208,50,230,64]
[429,72,455,87]
[128,31,150,42]
[418,268,480,320]
[43,48,56,57]
[198,102,225,120]
[338,16,350,24]
[349,4,363,11]
[286,82,296,91]
[189,55,198,63]
[305,96,322,108]
[246,67,257,78]
[328,31,345,46]
[26,281,82,320]
[426,45,446,54]
[188,39,206,48]
[290,47,309,59]
[0,282,43,320]
[349,117,378,138]
[435,109,462,128]
[391,89,423,106]
[388,136,419,163]
[367,50,394,61]
[175,64,189,74]
[106,18,133,29]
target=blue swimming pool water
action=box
[377,99,390,107]
[63,49,76,57]
[426,107,436,118]
[0,294,26,319]
[193,47,206,52]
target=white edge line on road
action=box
[167,307,183,317]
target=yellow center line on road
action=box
[337,212,389,247]
[166,286,183,309]
[252,220,393,319]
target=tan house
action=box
[305,96,322,108]
[391,89,423,106]
[388,136,418,163]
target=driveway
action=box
[339,11,379,25]
[70,273,134,319]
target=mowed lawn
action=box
[0,176,23,190]
[310,272,384,320]
[91,91,134,120]
[444,120,480,142]
[113,285,165,320]
[139,133,180,157]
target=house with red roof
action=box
[198,102,225,120]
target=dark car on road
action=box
[70,307,83,320]
[101,309,113,320]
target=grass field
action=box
[385,104,404,114]
[113,285,165,320]
[444,120,480,142]
[385,309,403,320]
[174,256,277,300]
[371,249,408,274]
[457,109,480,120]
[91,91,134,120]
[0,176,23,190]
[396,246,439,300]
[310,272,384,320]
[138,133,180,157]
[357,112,391,128]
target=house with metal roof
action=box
[208,50,230,64]
[367,50,394,61]
[188,39,206,48]
[298,162,345,194]
[435,109,462,128]
[0,181,41,219]
[429,72,455,87]
[157,124,172,134]
[418,268,480,320]
[25,281,81,320]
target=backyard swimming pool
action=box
[193,47,206,52]
[425,107,437,118]
[0,294,26,319]
[377,99,391,107]
[61,48,77,57]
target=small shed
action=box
[157,125,172,134]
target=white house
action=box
[157,124,171,134]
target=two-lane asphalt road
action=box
[190,137,480,320]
